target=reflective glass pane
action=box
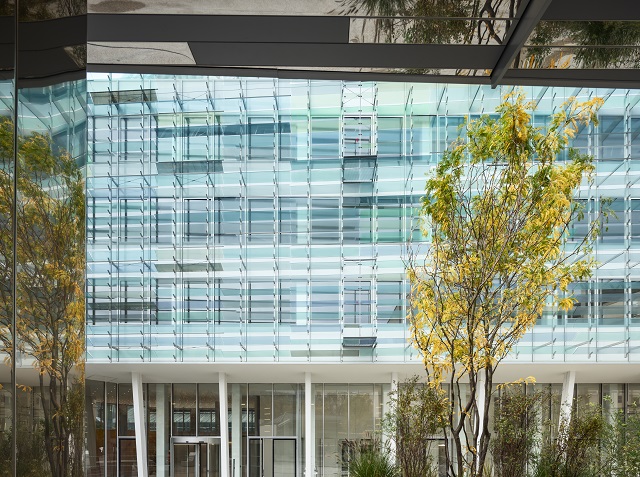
[173,384,197,436]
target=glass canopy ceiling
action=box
[3,0,640,88]
[84,0,640,89]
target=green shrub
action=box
[534,402,606,477]
[491,385,546,477]
[349,449,398,477]
[383,376,446,477]
[602,403,640,477]
[343,438,398,477]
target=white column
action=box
[559,371,576,435]
[231,384,241,477]
[305,372,313,477]
[156,384,167,477]
[219,372,230,477]
[85,391,97,468]
[475,369,486,472]
[131,372,148,477]
[387,372,398,463]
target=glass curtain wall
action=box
[12,78,87,477]
[0,1,15,473]
[0,2,88,476]
[227,383,304,477]
[85,381,304,477]
[86,76,640,366]
[314,384,382,477]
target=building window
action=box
[119,199,141,241]
[377,281,404,324]
[344,281,372,325]
[311,199,339,244]
[599,279,625,326]
[185,280,208,323]
[311,117,340,159]
[279,115,307,161]
[377,197,403,243]
[248,116,276,160]
[184,199,208,241]
[343,116,373,157]
[279,281,302,324]
[216,279,242,323]
[311,281,340,322]
[600,198,624,244]
[199,410,216,435]
[215,198,241,244]
[185,116,210,161]
[377,117,402,157]
[279,197,305,245]
[120,116,143,161]
[249,282,273,323]
[248,199,274,242]
[173,411,191,434]
[597,115,624,160]
[343,196,372,244]
[119,280,143,324]
[126,406,135,431]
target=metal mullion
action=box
[196,384,199,437]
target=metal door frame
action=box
[247,436,298,477]
[171,436,221,477]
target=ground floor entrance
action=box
[248,438,296,477]
[171,437,221,477]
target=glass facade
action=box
[87,75,640,364]
[79,74,640,477]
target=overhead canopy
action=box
[85,0,640,88]
[5,0,640,88]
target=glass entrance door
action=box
[248,438,296,477]
[273,439,296,477]
[171,438,221,477]
[173,443,197,477]
[118,438,137,477]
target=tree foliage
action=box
[408,91,603,477]
[0,117,85,477]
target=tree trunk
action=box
[40,373,56,476]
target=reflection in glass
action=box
[3,78,87,477]
[198,383,220,436]
[148,383,171,475]
[337,0,516,45]
[173,384,197,436]
[522,21,640,69]
[0,2,14,473]
[249,384,273,437]
[273,384,298,437]
[86,380,106,476]
[0,84,14,477]
[119,438,137,477]
[17,0,85,21]
[118,384,134,437]
[106,382,117,477]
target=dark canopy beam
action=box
[188,43,501,70]
[490,0,553,88]
[543,0,639,20]
[88,14,349,44]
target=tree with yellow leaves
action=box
[0,117,85,477]
[408,91,604,477]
